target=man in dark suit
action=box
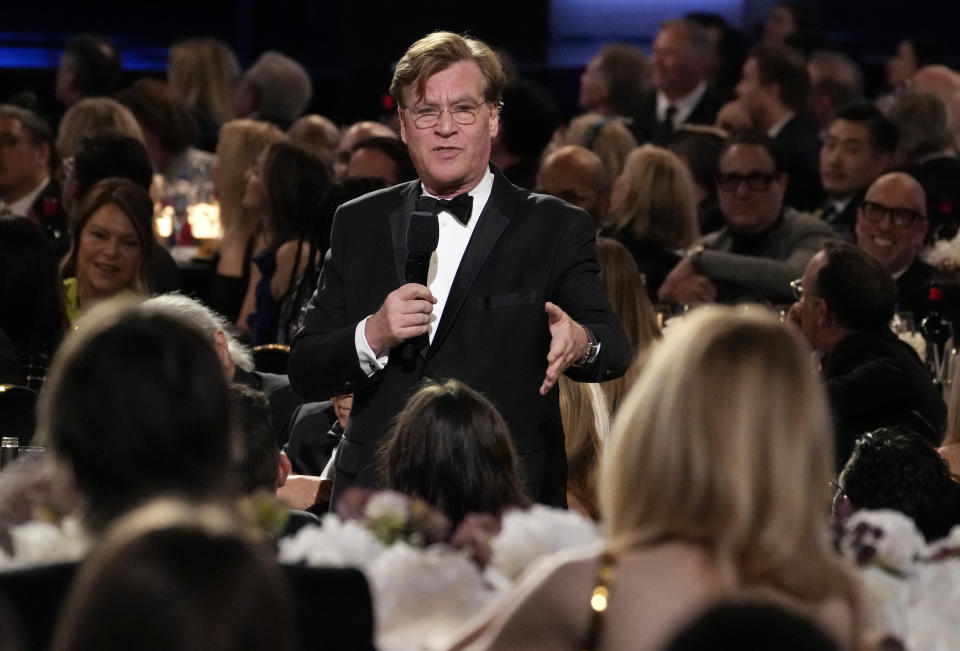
[735,44,823,211]
[631,18,725,146]
[788,240,946,471]
[289,31,630,508]
[816,103,896,242]
[0,105,70,257]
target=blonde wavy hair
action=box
[56,97,144,160]
[595,237,661,414]
[168,38,240,127]
[559,377,610,520]
[214,119,285,236]
[600,305,856,607]
[610,144,699,248]
[565,113,637,179]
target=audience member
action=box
[659,130,833,305]
[836,426,960,541]
[35,301,235,532]
[594,237,662,414]
[534,144,610,226]
[817,102,897,241]
[888,90,960,242]
[51,500,294,651]
[668,125,727,234]
[241,140,332,344]
[167,37,241,152]
[855,172,958,328]
[0,218,68,390]
[457,306,857,650]
[116,78,214,188]
[564,113,637,179]
[578,43,649,118]
[332,120,398,180]
[885,36,943,93]
[55,97,144,161]
[59,178,156,322]
[378,379,531,526]
[683,12,748,101]
[491,78,559,189]
[207,119,285,323]
[346,136,416,185]
[0,105,70,257]
[714,99,752,132]
[787,240,946,470]
[54,34,122,108]
[277,177,387,345]
[910,65,960,146]
[604,144,700,299]
[558,376,609,521]
[806,51,864,134]
[735,43,823,211]
[760,1,821,53]
[236,51,313,131]
[288,113,340,164]
[632,18,724,146]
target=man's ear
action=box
[398,107,407,144]
[815,297,831,329]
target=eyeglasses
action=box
[406,102,484,129]
[789,278,817,302]
[858,200,925,228]
[716,171,778,193]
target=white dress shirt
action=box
[656,82,707,129]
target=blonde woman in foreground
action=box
[452,305,859,651]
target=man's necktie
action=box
[424,193,473,225]
[656,105,677,144]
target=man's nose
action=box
[435,109,456,133]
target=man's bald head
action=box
[535,144,610,223]
[334,120,398,179]
[289,114,340,153]
[911,65,960,141]
[856,172,928,274]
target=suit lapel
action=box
[427,170,515,358]
[388,182,422,284]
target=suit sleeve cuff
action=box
[356,317,388,376]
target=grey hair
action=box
[139,293,254,372]
[243,51,313,123]
[0,103,53,145]
[660,18,715,60]
[888,90,954,158]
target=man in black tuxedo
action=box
[631,19,725,146]
[816,103,896,242]
[735,44,823,211]
[289,31,630,508]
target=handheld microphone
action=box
[400,202,439,366]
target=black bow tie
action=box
[423,193,473,225]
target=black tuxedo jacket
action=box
[630,86,725,146]
[289,166,630,506]
[774,115,824,212]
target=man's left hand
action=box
[658,256,718,304]
[540,301,589,395]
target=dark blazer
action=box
[284,400,339,476]
[774,115,824,212]
[26,179,70,259]
[823,330,947,472]
[289,166,630,507]
[630,86,726,146]
[817,190,864,243]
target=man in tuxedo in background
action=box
[631,19,725,146]
[289,31,630,507]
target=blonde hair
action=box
[56,97,144,159]
[611,144,700,247]
[214,119,285,235]
[565,113,637,178]
[600,305,854,605]
[168,38,240,127]
[390,31,505,107]
[559,377,610,520]
[595,237,661,413]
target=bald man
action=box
[535,145,610,226]
[333,120,398,180]
[289,114,340,153]
[855,172,958,326]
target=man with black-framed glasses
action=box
[659,130,834,305]
[854,171,958,330]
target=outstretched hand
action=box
[540,301,589,395]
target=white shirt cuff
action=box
[320,443,338,481]
[355,317,388,376]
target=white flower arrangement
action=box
[279,490,601,651]
[836,509,960,651]
[0,516,90,569]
